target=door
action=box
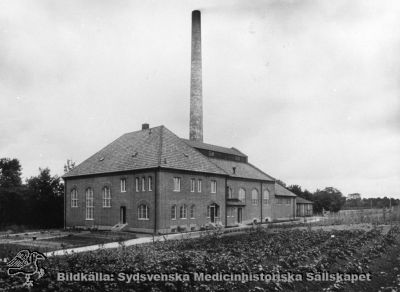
[210,205,215,223]
[237,208,242,224]
[120,206,126,224]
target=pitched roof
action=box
[208,158,274,181]
[274,183,297,197]
[181,139,247,157]
[296,196,314,204]
[63,126,226,178]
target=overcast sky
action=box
[1,0,399,198]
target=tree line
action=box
[0,158,63,230]
[282,182,399,214]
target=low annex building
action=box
[63,124,297,234]
[296,197,314,217]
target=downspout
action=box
[224,176,228,228]
[64,179,67,230]
[260,181,263,223]
[154,170,158,235]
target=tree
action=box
[0,158,22,188]
[313,187,346,213]
[287,185,302,196]
[26,168,64,228]
[64,159,76,173]
[276,179,287,187]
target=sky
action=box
[1,0,399,198]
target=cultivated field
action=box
[1,224,399,291]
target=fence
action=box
[314,207,400,226]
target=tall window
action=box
[252,189,259,205]
[180,205,187,219]
[135,177,139,192]
[197,179,202,192]
[263,190,270,204]
[171,205,177,220]
[85,188,94,220]
[211,180,217,193]
[120,178,126,192]
[227,187,233,199]
[173,177,181,192]
[148,176,152,191]
[102,186,111,208]
[190,205,196,219]
[239,188,246,203]
[142,177,146,191]
[190,178,195,192]
[138,204,149,220]
[71,189,78,207]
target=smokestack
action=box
[189,10,203,142]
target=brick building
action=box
[63,10,298,233]
[63,125,297,233]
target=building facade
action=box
[64,125,297,234]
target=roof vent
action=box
[142,123,149,130]
[232,167,236,174]
[132,151,138,157]
[183,153,189,157]
[99,157,104,161]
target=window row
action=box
[276,197,292,205]
[228,187,271,205]
[84,202,150,220]
[71,187,112,208]
[171,204,196,219]
[173,177,217,193]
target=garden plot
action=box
[1,224,399,291]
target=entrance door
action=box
[210,205,215,223]
[120,206,126,224]
[237,208,242,224]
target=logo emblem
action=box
[7,249,46,288]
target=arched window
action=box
[190,205,196,219]
[263,190,270,204]
[148,176,153,191]
[171,205,177,220]
[227,187,233,199]
[138,204,149,220]
[85,188,94,220]
[251,189,259,205]
[238,188,246,203]
[102,186,111,208]
[180,205,187,219]
[71,189,78,208]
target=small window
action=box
[171,205,177,220]
[71,189,78,208]
[138,204,149,220]
[252,189,259,205]
[211,180,217,193]
[173,177,181,192]
[85,188,94,220]
[239,188,246,203]
[142,177,146,192]
[209,151,214,157]
[190,205,196,219]
[227,187,233,199]
[190,178,195,192]
[148,176,153,191]
[120,178,126,192]
[180,205,187,219]
[102,186,111,208]
[135,177,139,192]
[197,179,202,192]
[263,190,270,204]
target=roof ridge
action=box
[181,139,229,175]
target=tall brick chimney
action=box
[189,10,203,142]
